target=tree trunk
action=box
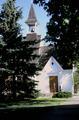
[12,74,16,100]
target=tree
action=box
[0,0,39,100]
[0,36,6,100]
[15,39,39,99]
[73,62,79,93]
[33,0,79,69]
[0,0,22,100]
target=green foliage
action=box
[53,92,72,98]
[73,62,79,84]
[33,0,79,69]
[74,72,79,85]
[0,0,39,101]
[73,62,79,93]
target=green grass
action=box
[0,97,67,109]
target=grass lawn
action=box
[0,97,67,109]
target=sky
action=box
[0,0,49,38]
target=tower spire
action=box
[26,3,37,33]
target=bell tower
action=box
[26,2,41,57]
[26,3,37,33]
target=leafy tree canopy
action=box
[33,0,79,69]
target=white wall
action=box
[36,56,61,95]
[36,72,50,95]
[35,70,73,95]
[35,57,73,96]
[59,70,73,93]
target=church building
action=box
[25,3,74,97]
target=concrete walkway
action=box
[62,93,79,105]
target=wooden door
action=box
[49,76,58,93]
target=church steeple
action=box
[26,2,41,57]
[26,3,37,33]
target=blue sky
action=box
[0,0,49,38]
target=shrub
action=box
[53,92,72,98]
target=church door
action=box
[49,76,58,94]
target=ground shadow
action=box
[0,104,79,120]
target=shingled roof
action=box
[26,33,40,41]
[26,4,37,25]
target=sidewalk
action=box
[62,93,79,105]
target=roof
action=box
[26,4,37,25]
[42,56,64,74]
[26,33,41,41]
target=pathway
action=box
[62,93,79,105]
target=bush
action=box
[53,92,72,98]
